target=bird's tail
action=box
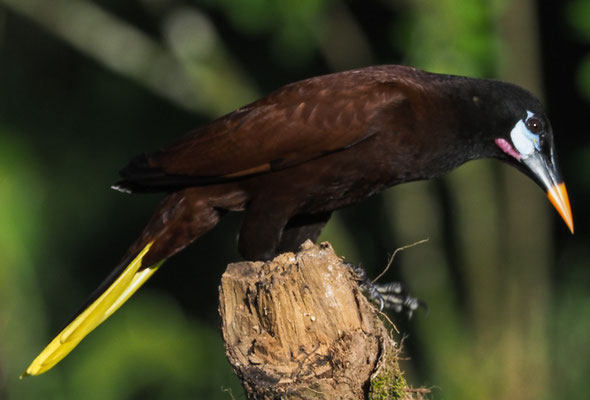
[22,187,236,377]
[21,242,164,377]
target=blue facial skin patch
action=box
[523,111,541,151]
[510,110,541,158]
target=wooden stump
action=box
[219,240,422,399]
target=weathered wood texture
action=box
[219,241,423,399]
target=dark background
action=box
[1,1,589,399]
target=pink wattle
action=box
[495,138,521,160]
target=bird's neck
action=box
[394,76,502,182]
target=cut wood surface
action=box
[219,240,425,399]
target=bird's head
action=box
[488,87,573,233]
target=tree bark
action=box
[219,240,424,400]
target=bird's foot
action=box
[346,263,427,318]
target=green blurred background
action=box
[0,0,589,399]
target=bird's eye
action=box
[526,117,542,134]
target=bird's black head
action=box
[466,79,573,233]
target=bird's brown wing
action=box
[117,76,407,191]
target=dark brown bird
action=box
[24,65,573,376]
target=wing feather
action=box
[117,68,410,191]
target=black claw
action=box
[345,262,426,317]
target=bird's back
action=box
[113,66,419,193]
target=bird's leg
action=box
[276,211,333,254]
[345,263,426,318]
[239,199,298,261]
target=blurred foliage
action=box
[391,0,499,76]
[0,1,589,399]
[201,0,327,67]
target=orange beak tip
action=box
[547,182,574,234]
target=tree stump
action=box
[219,240,423,399]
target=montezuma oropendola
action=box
[23,65,573,376]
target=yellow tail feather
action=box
[21,242,164,378]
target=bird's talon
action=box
[346,263,424,316]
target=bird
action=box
[23,65,573,377]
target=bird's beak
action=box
[521,151,574,233]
